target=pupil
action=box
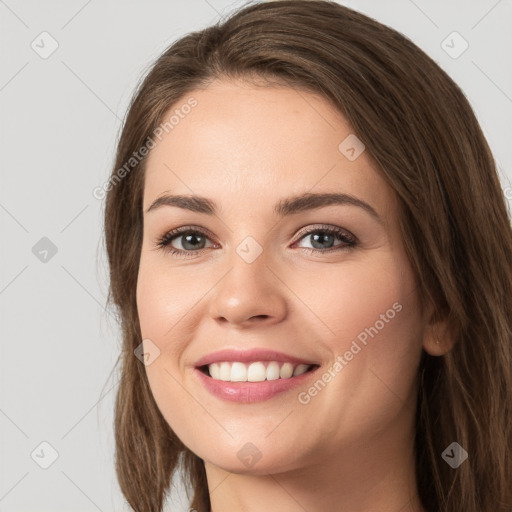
[312,233,334,249]
[183,233,204,250]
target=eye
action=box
[154,224,357,258]
[155,226,217,259]
[292,224,357,254]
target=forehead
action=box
[143,79,394,219]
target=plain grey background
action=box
[1,0,511,511]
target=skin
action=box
[136,78,451,512]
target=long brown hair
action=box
[102,1,512,510]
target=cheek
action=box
[136,259,195,346]
[336,255,423,377]
[136,262,206,447]
[343,255,423,362]
[135,260,194,412]
[290,250,421,353]
[296,253,424,439]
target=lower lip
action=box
[194,367,318,403]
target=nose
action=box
[207,246,288,328]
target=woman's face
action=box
[137,79,428,475]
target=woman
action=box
[103,1,512,511]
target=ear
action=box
[421,304,456,356]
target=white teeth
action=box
[209,363,220,380]
[219,362,231,381]
[293,364,309,377]
[206,361,313,382]
[280,362,294,379]
[247,362,267,382]
[266,361,280,381]
[230,362,247,382]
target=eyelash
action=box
[154,224,357,259]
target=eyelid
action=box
[292,223,356,244]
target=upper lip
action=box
[194,348,318,368]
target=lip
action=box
[193,348,320,404]
[194,365,319,403]
[193,348,317,367]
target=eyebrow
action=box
[145,192,383,225]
